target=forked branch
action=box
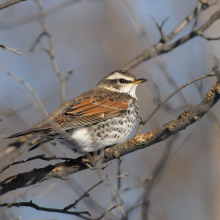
[122,0,220,70]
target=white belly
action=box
[58,101,138,153]
[59,118,136,153]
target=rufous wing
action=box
[59,89,130,130]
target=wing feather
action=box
[57,89,131,130]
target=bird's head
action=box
[97,70,147,98]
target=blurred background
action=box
[0,0,220,219]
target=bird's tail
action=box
[6,127,50,139]
[5,127,54,151]
[28,136,54,151]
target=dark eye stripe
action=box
[107,78,132,84]
[119,78,131,83]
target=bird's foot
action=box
[84,161,113,170]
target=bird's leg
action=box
[83,161,113,170]
[82,150,112,170]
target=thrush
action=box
[7,70,147,153]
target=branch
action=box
[141,137,174,219]
[135,68,219,135]
[1,79,220,196]
[148,14,169,43]
[0,0,81,29]
[0,201,91,220]
[95,201,125,220]
[0,154,72,174]
[122,1,220,70]
[0,0,26,11]
[200,34,220,41]
[0,44,23,55]
[0,105,66,161]
[0,67,48,117]
[63,173,130,211]
[32,0,72,106]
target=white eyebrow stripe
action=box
[106,72,134,81]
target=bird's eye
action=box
[119,78,125,83]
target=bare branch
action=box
[136,68,220,135]
[0,67,48,117]
[0,154,73,174]
[63,173,130,211]
[0,185,37,214]
[51,140,69,157]
[141,137,175,219]
[29,32,48,52]
[16,87,46,118]
[0,201,91,220]
[200,34,220,41]
[0,0,81,30]
[148,14,169,43]
[32,0,72,105]
[122,1,188,107]
[192,0,210,31]
[0,0,26,11]
[122,1,220,70]
[121,0,148,47]
[0,44,23,55]
[0,105,67,160]
[95,201,125,220]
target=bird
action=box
[7,70,147,153]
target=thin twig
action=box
[51,140,69,157]
[33,0,72,105]
[0,103,29,130]
[94,151,125,217]
[0,0,81,30]
[121,0,148,47]
[200,34,220,41]
[29,32,48,52]
[141,137,175,219]
[136,68,220,135]
[68,177,106,215]
[148,14,169,42]
[192,0,208,31]
[63,173,130,211]
[0,44,23,55]
[17,87,46,117]
[0,201,91,220]
[0,67,48,117]
[122,0,220,70]
[122,1,193,106]
[0,185,37,214]
[0,0,26,11]
[8,143,30,163]
[0,154,74,174]
[95,200,125,220]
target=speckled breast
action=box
[59,99,139,153]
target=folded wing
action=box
[58,89,130,130]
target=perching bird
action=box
[7,70,147,153]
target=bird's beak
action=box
[132,78,148,84]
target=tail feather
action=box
[6,127,50,139]
[29,136,53,151]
